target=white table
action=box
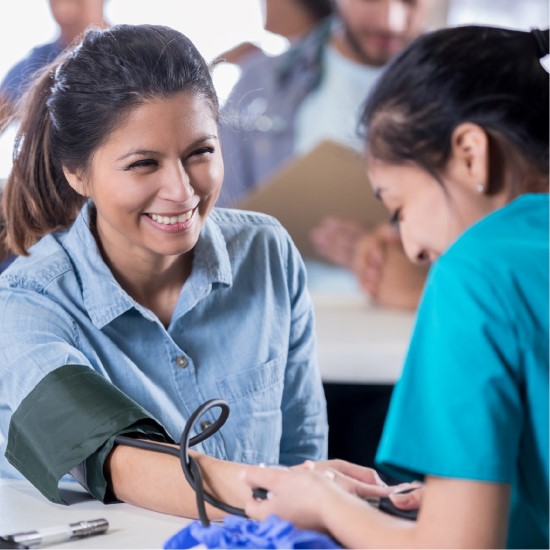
[306,260,416,384]
[0,480,190,549]
[312,292,416,384]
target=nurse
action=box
[241,25,549,549]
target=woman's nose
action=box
[161,162,194,201]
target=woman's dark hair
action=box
[296,0,333,21]
[1,24,219,255]
[361,26,549,196]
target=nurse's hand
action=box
[296,459,420,502]
[241,465,341,531]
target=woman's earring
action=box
[475,183,485,193]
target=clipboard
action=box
[237,140,389,259]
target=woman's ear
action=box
[62,167,88,197]
[447,123,489,193]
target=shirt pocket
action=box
[216,356,285,464]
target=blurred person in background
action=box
[216,0,333,67]
[0,0,108,123]
[218,0,436,309]
[0,0,108,273]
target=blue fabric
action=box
[0,202,327,480]
[0,254,15,273]
[0,39,65,102]
[164,515,341,549]
[376,194,549,549]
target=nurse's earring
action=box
[475,183,486,194]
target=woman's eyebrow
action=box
[116,149,160,162]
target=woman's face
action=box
[73,91,223,268]
[367,159,496,264]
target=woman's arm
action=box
[242,467,510,549]
[106,445,252,518]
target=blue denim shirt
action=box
[0,203,327,479]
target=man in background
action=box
[218,0,439,208]
[218,0,437,299]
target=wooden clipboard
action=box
[237,140,389,259]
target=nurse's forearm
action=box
[105,445,249,518]
[320,477,509,549]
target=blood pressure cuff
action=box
[6,364,173,504]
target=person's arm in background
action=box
[352,223,428,310]
[309,216,372,269]
[311,218,428,310]
[214,42,263,67]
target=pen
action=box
[1,519,109,548]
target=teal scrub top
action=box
[376,194,549,549]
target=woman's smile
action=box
[144,206,198,232]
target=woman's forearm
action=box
[105,445,250,518]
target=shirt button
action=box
[175,356,188,368]
[200,420,212,431]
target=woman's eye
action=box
[390,208,402,226]
[191,147,215,158]
[126,159,158,171]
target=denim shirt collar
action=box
[64,202,233,329]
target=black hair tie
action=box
[531,28,549,59]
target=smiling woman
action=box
[0,24,328,518]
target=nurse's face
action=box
[367,122,511,264]
[66,92,224,270]
[368,161,506,264]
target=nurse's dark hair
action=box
[361,26,549,196]
[1,24,219,255]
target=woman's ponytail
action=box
[1,61,84,255]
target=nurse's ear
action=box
[63,166,89,197]
[445,123,489,194]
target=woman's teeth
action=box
[149,210,194,225]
